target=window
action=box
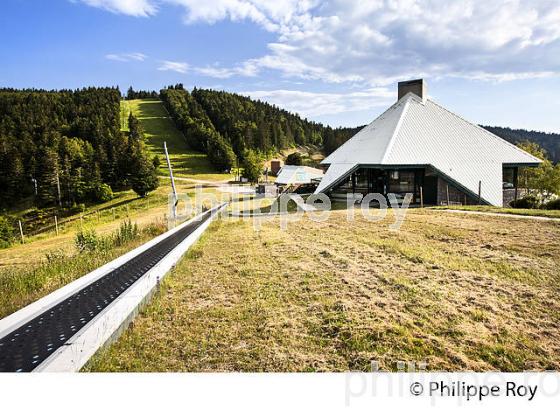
[355,169,368,189]
[388,171,415,193]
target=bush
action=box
[509,195,539,209]
[75,229,102,252]
[70,203,87,214]
[89,182,113,203]
[286,152,303,166]
[113,219,139,247]
[142,220,167,237]
[0,215,15,248]
[542,197,560,210]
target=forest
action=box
[482,125,560,164]
[159,85,361,170]
[0,87,157,209]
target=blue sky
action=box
[1,0,560,132]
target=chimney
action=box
[398,79,427,102]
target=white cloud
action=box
[158,60,189,73]
[76,0,157,16]
[85,0,560,85]
[242,88,393,118]
[165,0,317,30]
[167,0,560,85]
[449,71,558,83]
[193,61,259,78]
[105,52,147,62]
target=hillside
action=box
[157,86,559,166]
[158,85,361,170]
[482,125,560,163]
[121,99,228,180]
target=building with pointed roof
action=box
[315,79,541,206]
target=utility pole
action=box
[164,141,178,224]
[56,171,62,207]
[18,220,24,244]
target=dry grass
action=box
[434,205,560,219]
[86,209,560,372]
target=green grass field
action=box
[124,99,232,181]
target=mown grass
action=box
[87,209,560,372]
[433,205,560,218]
[126,99,231,181]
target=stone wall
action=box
[503,188,528,207]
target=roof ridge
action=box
[381,96,411,163]
[426,98,541,163]
[321,94,410,164]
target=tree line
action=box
[483,125,560,164]
[126,87,159,100]
[0,87,158,209]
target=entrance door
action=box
[423,176,437,205]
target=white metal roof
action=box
[315,93,541,206]
[275,165,324,185]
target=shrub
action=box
[75,229,101,252]
[113,219,139,247]
[45,249,66,263]
[142,220,167,237]
[71,203,87,213]
[542,197,560,210]
[0,215,15,248]
[286,152,303,166]
[89,182,113,203]
[509,195,539,209]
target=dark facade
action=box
[328,165,522,206]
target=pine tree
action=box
[130,155,159,197]
[241,149,263,183]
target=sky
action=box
[1,0,560,132]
